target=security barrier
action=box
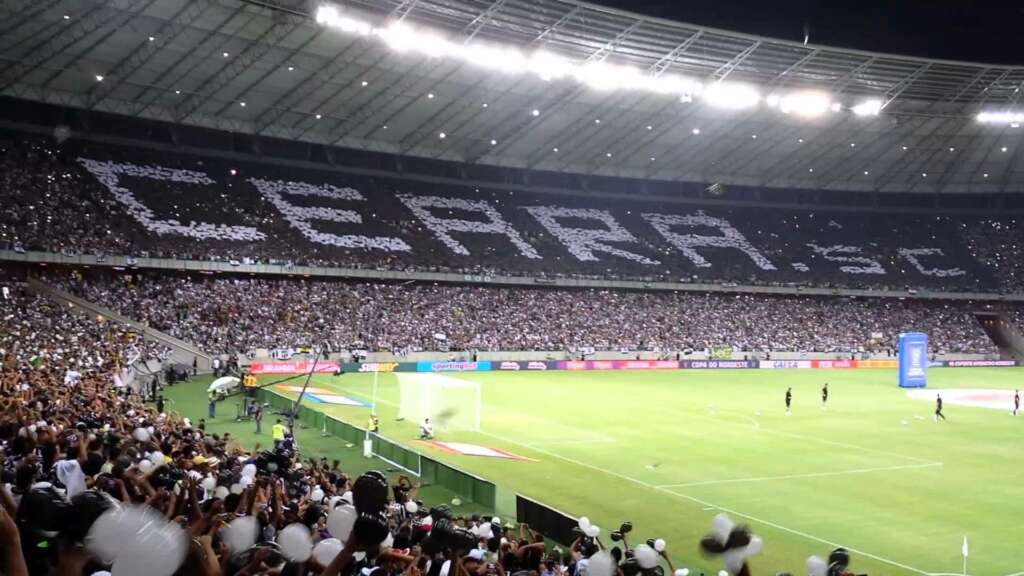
[257,388,496,510]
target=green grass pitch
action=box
[184,367,1024,575]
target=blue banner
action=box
[416,360,492,372]
[898,332,928,388]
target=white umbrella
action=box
[207,376,240,394]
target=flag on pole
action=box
[962,535,969,557]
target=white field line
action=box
[657,462,943,488]
[335,381,617,444]
[686,406,943,467]
[528,438,617,446]
[336,377,935,575]
[474,429,933,576]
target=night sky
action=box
[593,0,1022,65]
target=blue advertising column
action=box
[898,332,928,388]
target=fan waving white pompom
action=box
[653,538,667,553]
[405,501,419,514]
[578,516,591,531]
[587,551,617,576]
[223,516,258,554]
[313,538,343,566]
[585,525,600,538]
[633,544,659,569]
[277,523,313,562]
[806,556,828,576]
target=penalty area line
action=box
[657,462,943,488]
[476,430,932,576]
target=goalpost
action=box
[397,374,481,432]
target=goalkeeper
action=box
[419,417,434,439]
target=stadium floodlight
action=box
[530,50,572,81]
[315,5,372,36]
[477,45,529,74]
[702,82,760,109]
[852,99,883,116]
[574,61,638,91]
[778,90,833,117]
[977,111,1024,124]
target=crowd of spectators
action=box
[2,130,1021,294]
[0,282,600,576]
[46,271,999,356]
[1,280,794,576]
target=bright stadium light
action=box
[702,82,760,109]
[778,91,833,117]
[852,99,883,116]
[529,50,572,81]
[315,4,372,35]
[977,111,1024,124]
[315,3,704,101]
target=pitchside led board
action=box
[898,332,928,388]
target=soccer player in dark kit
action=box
[821,382,829,410]
[785,387,793,415]
[1014,390,1020,416]
[935,393,946,421]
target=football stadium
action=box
[1,1,1023,575]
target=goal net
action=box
[397,373,481,432]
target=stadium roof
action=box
[2,0,1024,194]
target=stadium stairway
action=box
[974,311,1024,360]
[25,275,212,371]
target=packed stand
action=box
[0,287,870,576]
[0,130,1013,293]
[0,283,567,576]
[46,271,998,356]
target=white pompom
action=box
[578,516,591,530]
[200,477,216,492]
[718,571,729,576]
[806,556,828,576]
[711,514,734,544]
[238,475,253,488]
[653,538,666,553]
[313,538,343,566]
[587,551,617,576]
[746,536,763,556]
[148,451,164,467]
[310,487,325,502]
[451,497,462,506]
[89,505,186,576]
[241,463,257,478]
[585,524,600,538]
[633,544,659,569]
[326,505,357,541]
[229,483,243,495]
[491,516,501,525]
[111,521,186,576]
[405,501,419,514]
[133,428,150,442]
[214,486,229,500]
[137,460,153,474]
[223,516,258,554]
[277,523,313,562]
